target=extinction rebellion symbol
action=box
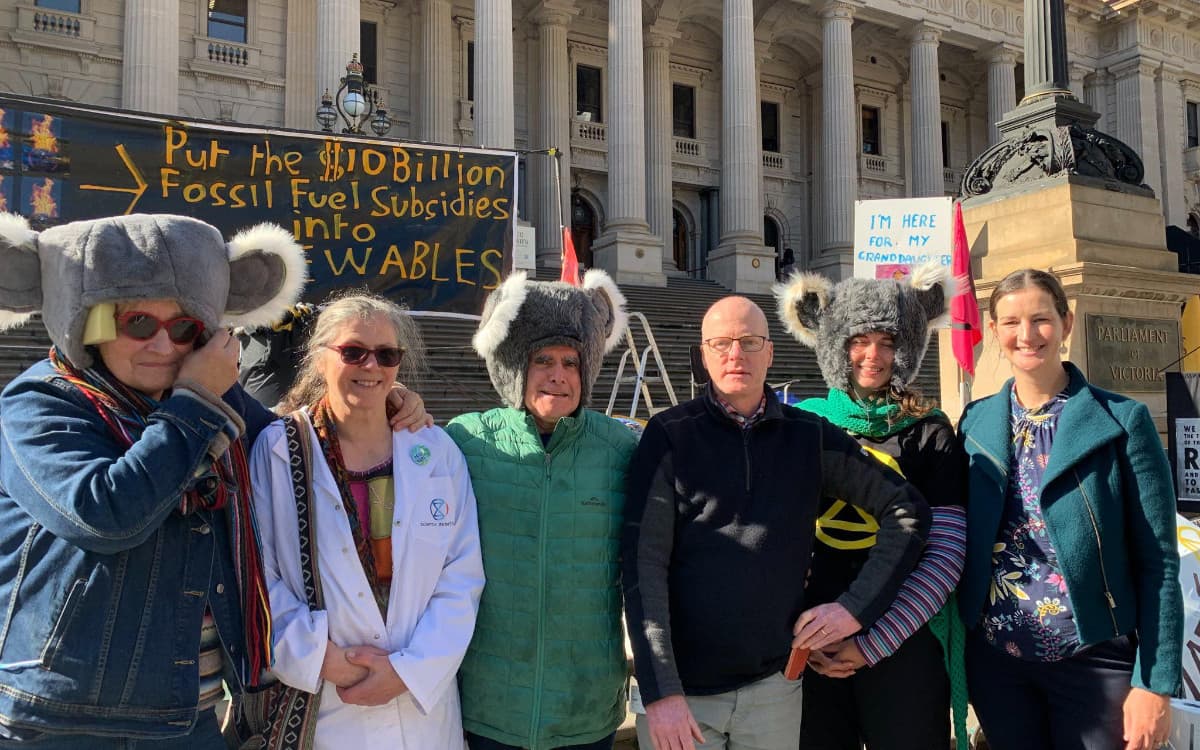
[430,498,449,521]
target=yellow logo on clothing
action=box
[815,446,904,551]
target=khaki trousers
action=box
[635,673,804,750]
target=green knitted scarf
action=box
[797,387,936,438]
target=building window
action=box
[941,121,951,168]
[35,0,81,11]
[761,101,780,153]
[861,106,881,155]
[360,21,378,85]
[673,84,695,139]
[466,42,475,102]
[576,65,602,123]
[207,0,247,43]
[1188,101,1199,149]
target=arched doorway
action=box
[570,192,597,268]
[672,209,689,273]
[764,216,782,279]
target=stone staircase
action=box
[414,275,941,422]
[0,277,941,419]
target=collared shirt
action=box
[715,392,767,429]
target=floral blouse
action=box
[980,389,1081,662]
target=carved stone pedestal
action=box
[708,240,777,294]
[938,181,1200,428]
[591,226,667,287]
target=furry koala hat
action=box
[774,263,953,393]
[472,270,627,410]
[0,212,306,368]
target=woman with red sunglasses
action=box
[249,294,484,750]
[0,214,430,748]
[0,213,305,747]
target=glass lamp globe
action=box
[343,91,367,118]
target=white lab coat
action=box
[250,416,484,750]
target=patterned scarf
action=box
[309,398,388,615]
[49,347,272,686]
[798,387,932,438]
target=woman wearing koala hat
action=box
[445,270,638,750]
[0,212,311,746]
[775,264,969,750]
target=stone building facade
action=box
[4,0,1200,291]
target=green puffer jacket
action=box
[447,407,638,750]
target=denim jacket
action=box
[0,359,275,739]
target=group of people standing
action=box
[0,210,1181,750]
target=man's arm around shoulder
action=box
[817,419,931,627]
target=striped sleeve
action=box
[854,505,967,666]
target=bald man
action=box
[621,296,930,750]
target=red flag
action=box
[950,201,982,376]
[560,227,581,286]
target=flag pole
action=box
[549,147,564,262]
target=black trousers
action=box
[966,631,1136,750]
[800,624,950,750]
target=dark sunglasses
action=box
[325,344,405,367]
[116,311,206,345]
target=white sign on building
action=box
[1178,418,1200,502]
[513,225,537,273]
[852,196,953,280]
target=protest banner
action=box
[0,93,518,315]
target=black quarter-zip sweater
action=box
[621,386,930,704]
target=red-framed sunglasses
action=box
[325,344,405,368]
[116,311,206,345]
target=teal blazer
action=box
[958,362,1182,695]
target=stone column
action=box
[708,0,772,292]
[317,0,360,100]
[909,23,943,198]
[815,0,857,277]
[533,5,576,270]
[122,0,179,114]
[591,0,664,285]
[418,0,454,142]
[1111,58,1161,197]
[645,29,676,273]
[1157,64,1186,226]
[284,0,318,129]
[984,45,1017,146]
[1068,63,1089,102]
[474,0,514,148]
[1084,71,1107,129]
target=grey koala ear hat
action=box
[0,212,307,368]
[773,262,954,393]
[472,269,628,410]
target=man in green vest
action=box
[446,269,638,750]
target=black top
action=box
[805,413,966,608]
[621,386,930,703]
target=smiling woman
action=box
[958,269,1182,750]
[252,293,483,750]
[774,263,970,750]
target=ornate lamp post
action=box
[316,53,392,136]
[961,0,1146,199]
